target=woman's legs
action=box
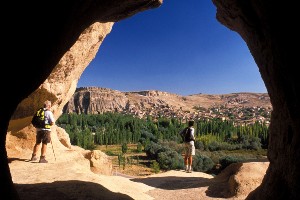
[184,143,194,172]
[184,154,188,171]
[188,156,193,172]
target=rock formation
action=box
[211,1,299,199]
[1,0,299,199]
[63,87,272,124]
[64,87,128,114]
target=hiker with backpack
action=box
[179,120,195,173]
[30,100,55,163]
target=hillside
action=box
[63,87,272,124]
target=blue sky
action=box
[78,0,267,96]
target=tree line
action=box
[56,112,269,150]
[56,112,269,173]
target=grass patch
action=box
[96,144,156,177]
[96,144,268,177]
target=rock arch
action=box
[1,0,299,199]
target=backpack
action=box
[181,127,194,142]
[31,108,45,128]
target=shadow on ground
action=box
[131,172,238,199]
[15,180,133,200]
[131,175,211,190]
[8,157,28,163]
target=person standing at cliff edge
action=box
[179,120,195,173]
[30,100,55,163]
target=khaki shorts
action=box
[36,130,51,144]
[184,142,195,156]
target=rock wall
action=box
[9,22,113,125]
[212,0,300,199]
[64,87,128,114]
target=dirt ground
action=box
[7,133,269,200]
[9,149,268,200]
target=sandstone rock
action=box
[56,126,72,149]
[87,150,113,176]
[212,161,269,199]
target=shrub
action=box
[122,143,128,154]
[144,141,170,159]
[195,140,205,150]
[192,154,214,172]
[207,141,220,151]
[207,141,242,151]
[118,153,126,169]
[137,142,143,152]
[104,150,116,156]
[159,140,183,153]
[219,155,245,170]
[150,161,160,173]
[139,131,158,145]
[238,135,262,150]
[157,150,184,170]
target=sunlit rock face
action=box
[9,22,114,130]
[6,22,114,179]
[63,87,128,114]
[2,0,299,199]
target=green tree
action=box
[150,161,160,173]
[122,143,128,154]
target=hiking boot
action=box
[39,156,48,163]
[30,154,38,161]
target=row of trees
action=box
[56,112,269,150]
[56,112,269,173]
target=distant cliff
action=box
[63,87,272,124]
[63,87,127,114]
